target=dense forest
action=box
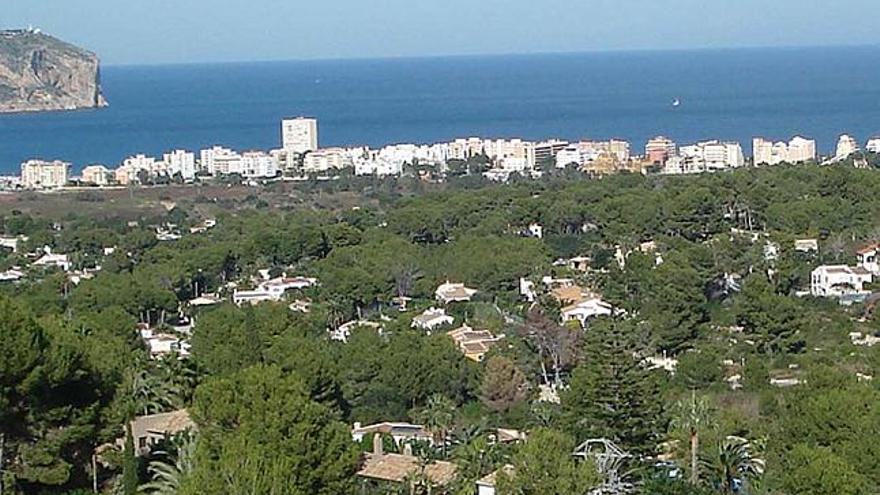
[2,163,880,494]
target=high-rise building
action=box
[20,160,70,189]
[281,117,318,153]
[534,140,569,166]
[163,150,196,180]
[645,136,677,165]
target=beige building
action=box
[303,148,349,173]
[753,136,816,165]
[20,159,70,189]
[282,117,318,153]
[81,165,111,185]
[645,136,677,165]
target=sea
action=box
[2,46,880,174]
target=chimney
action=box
[373,433,383,456]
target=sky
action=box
[4,0,880,65]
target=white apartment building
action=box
[303,148,351,173]
[866,138,880,154]
[556,140,630,168]
[281,117,318,153]
[483,139,537,169]
[811,265,872,298]
[534,139,569,166]
[163,150,196,180]
[664,140,744,174]
[835,134,859,161]
[20,160,70,189]
[645,136,677,165]
[240,151,278,178]
[122,154,166,180]
[355,155,403,176]
[857,243,880,275]
[200,146,242,176]
[81,165,110,186]
[753,136,816,165]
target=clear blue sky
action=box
[5,0,880,65]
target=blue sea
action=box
[2,46,880,174]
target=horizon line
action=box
[101,42,880,68]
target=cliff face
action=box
[0,29,107,113]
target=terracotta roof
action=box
[131,409,195,436]
[857,243,879,255]
[358,453,457,485]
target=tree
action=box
[669,392,714,485]
[479,356,530,413]
[561,319,664,457]
[416,394,456,458]
[183,365,359,495]
[122,423,140,495]
[777,444,872,495]
[700,437,764,494]
[139,433,196,495]
[496,428,599,495]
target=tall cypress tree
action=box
[121,422,139,495]
[561,318,664,458]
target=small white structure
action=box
[527,223,543,239]
[857,243,879,275]
[0,235,27,253]
[188,294,222,307]
[0,268,25,282]
[810,265,872,298]
[330,320,383,343]
[435,281,478,304]
[232,288,283,306]
[411,307,455,332]
[476,466,514,495]
[794,239,819,253]
[519,278,537,302]
[139,326,190,359]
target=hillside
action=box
[0,29,107,113]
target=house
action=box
[411,307,455,332]
[0,268,25,282]
[233,288,283,306]
[32,248,71,272]
[435,281,478,303]
[189,219,217,234]
[260,276,318,292]
[128,409,196,456]
[794,239,819,253]
[139,326,190,359]
[810,265,873,299]
[357,439,457,488]
[476,466,514,495]
[351,422,433,446]
[188,293,222,307]
[561,297,614,328]
[447,325,504,361]
[567,256,591,273]
[0,235,27,253]
[857,243,879,275]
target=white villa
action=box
[351,422,433,446]
[411,307,455,332]
[857,243,879,275]
[435,282,478,304]
[32,248,71,272]
[561,296,614,328]
[810,265,873,298]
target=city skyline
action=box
[5,0,880,65]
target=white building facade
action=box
[281,117,319,153]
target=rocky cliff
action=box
[0,29,107,113]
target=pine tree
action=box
[561,318,664,458]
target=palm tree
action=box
[669,391,714,484]
[139,433,196,494]
[700,436,765,494]
[418,394,456,458]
